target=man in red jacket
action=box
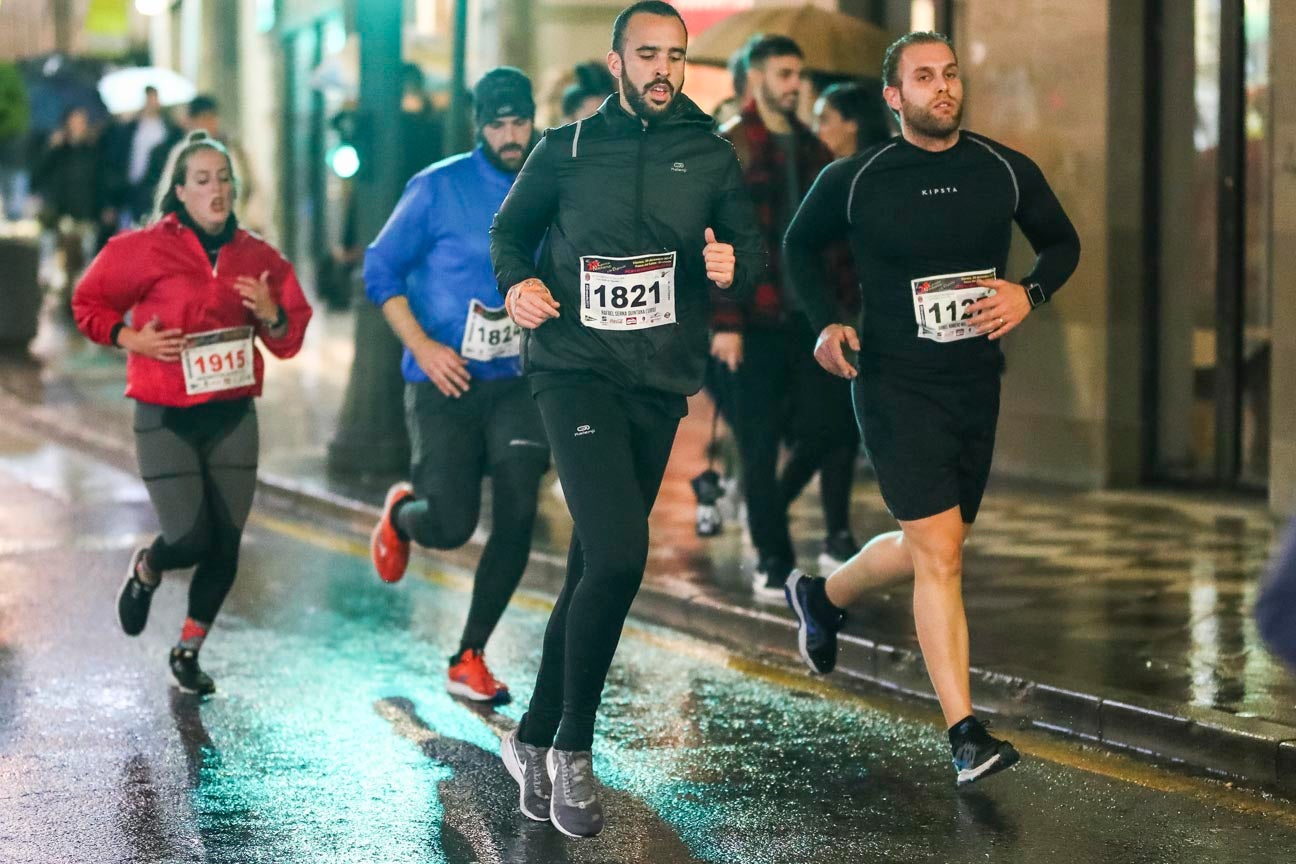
[710,35,861,601]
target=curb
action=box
[4,388,1294,793]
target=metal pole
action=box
[446,0,471,155]
[327,0,410,478]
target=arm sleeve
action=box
[705,150,765,304]
[72,235,142,346]
[783,160,853,334]
[1011,154,1081,301]
[362,175,435,308]
[490,135,560,295]
[258,256,314,359]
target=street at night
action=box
[1,424,1293,864]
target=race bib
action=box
[579,252,676,331]
[460,299,521,362]
[911,268,995,343]
[181,326,255,395]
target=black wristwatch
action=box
[260,306,287,330]
[1024,281,1047,308]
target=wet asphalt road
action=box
[1,427,1295,864]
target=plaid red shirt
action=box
[713,102,855,332]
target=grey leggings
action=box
[133,399,258,624]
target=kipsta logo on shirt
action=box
[921,186,959,196]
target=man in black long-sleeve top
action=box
[782,32,1080,787]
[489,0,763,837]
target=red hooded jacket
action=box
[73,213,312,407]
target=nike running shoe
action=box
[785,569,845,674]
[371,482,414,583]
[501,728,551,821]
[817,530,860,572]
[447,648,510,703]
[117,548,157,636]
[169,647,216,695]
[951,717,1020,786]
[546,748,605,838]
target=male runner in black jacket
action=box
[490,0,763,838]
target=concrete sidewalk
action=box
[3,309,1293,792]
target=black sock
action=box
[811,577,845,618]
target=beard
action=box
[481,134,533,173]
[900,93,963,139]
[760,82,798,118]
[620,70,677,123]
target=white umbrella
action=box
[97,66,197,115]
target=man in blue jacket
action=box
[367,67,550,705]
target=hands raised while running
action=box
[506,278,561,329]
[703,227,735,290]
[119,316,185,362]
[813,323,860,379]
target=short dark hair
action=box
[188,94,219,118]
[745,34,803,70]
[881,31,956,87]
[144,85,158,96]
[611,1,686,55]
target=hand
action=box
[120,316,185,362]
[967,278,1033,341]
[506,278,561,329]
[411,337,472,398]
[710,331,743,372]
[703,227,735,290]
[234,270,279,322]
[813,323,860,379]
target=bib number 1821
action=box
[591,280,662,310]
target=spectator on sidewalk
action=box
[32,107,105,308]
[101,86,182,228]
[813,80,894,160]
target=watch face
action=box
[1028,284,1045,306]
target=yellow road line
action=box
[250,510,1296,822]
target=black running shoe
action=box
[117,548,157,636]
[169,648,216,695]
[951,717,1020,786]
[785,569,844,674]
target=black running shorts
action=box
[852,370,1000,524]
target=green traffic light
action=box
[328,144,360,179]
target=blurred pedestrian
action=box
[711,34,861,601]
[73,130,312,695]
[813,80,893,159]
[560,61,616,124]
[32,107,107,309]
[101,85,182,228]
[1257,521,1296,669]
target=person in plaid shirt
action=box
[710,34,861,600]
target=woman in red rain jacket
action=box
[73,130,312,695]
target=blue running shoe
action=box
[785,569,844,674]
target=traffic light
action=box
[327,108,363,179]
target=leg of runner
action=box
[515,385,678,838]
[448,379,549,703]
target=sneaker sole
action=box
[785,573,832,675]
[169,670,215,696]
[446,679,511,704]
[117,550,147,637]
[545,750,602,839]
[501,732,548,822]
[956,746,1021,786]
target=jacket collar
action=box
[596,91,713,134]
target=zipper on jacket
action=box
[634,125,647,249]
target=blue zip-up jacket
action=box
[365,147,520,383]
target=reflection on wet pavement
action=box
[1,433,1295,862]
